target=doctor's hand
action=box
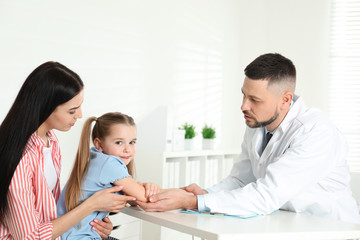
[136,188,197,212]
[182,183,208,196]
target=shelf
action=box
[135,149,240,240]
[163,150,240,158]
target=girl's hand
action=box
[143,182,160,200]
[90,217,113,239]
[88,186,136,213]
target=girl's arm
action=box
[113,177,149,202]
[52,186,135,239]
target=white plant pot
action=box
[184,138,194,151]
[172,129,185,151]
[202,138,215,150]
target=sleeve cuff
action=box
[205,188,213,193]
[197,195,210,212]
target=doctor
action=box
[137,53,360,223]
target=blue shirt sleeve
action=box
[56,184,67,217]
[98,156,131,185]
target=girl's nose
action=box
[123,144,130,152]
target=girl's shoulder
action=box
[90,147,127,166]
[87,148,130,186]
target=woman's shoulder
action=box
[11,135,41,181]
[20,132,46,168]
[23,135,41,159]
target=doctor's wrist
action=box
[185,194,198,210]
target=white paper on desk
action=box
[181,210,261,219]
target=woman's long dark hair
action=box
[0,61,84,222]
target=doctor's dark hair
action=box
[65,112,136,212]
[0,61,84,222]
[244,53,296,92]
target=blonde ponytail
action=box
[65,117,96,212]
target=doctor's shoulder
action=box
[294,107,334,132]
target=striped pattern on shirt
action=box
[0,130,61,240]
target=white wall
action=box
[0,0,331,186]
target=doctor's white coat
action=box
[205,95,360,223]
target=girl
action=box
[0,62,134,240]
[57,112,160,239]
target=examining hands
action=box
[137,181,161,201]
[136,187,199,212]
[182,183,208,195]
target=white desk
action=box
[121,206,360,240]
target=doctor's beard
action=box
[243,110,279,129]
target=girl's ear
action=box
[93,137,103,151]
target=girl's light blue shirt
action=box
[57,147,130,240]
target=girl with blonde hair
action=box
[57,112,159,239]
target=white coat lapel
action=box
[261,132,278,161]
[252,128,264,159]
[259,95,304,165]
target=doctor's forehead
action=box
[242,78,269,95]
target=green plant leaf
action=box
[179,122,196,139]
[202,124,216,139]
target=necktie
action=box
[265,132,273,147]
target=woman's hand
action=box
[90,217,113,239]
[88,185,136,213]
[86,186,136,239]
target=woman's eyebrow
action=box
[69,106,80,110]
[69,100,83,111]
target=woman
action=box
[0,62,134,240]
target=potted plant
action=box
[179,123,196,150]
[201,124,216,150]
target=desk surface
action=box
[121,206,360,240]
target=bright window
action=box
[329,0,360,172]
